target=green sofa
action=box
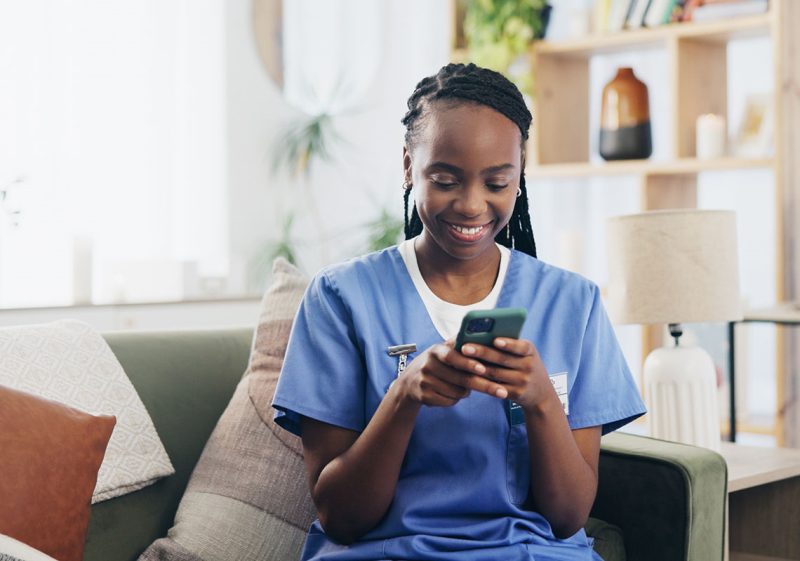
[82,327,727,561]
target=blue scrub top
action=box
[272,247,646,561]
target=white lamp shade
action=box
[606,209,743,325]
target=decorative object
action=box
[599,68,652,161]
[696,113,727,159]
[0,384,115,561]
[569,6,593,37]
[734,93,774,158]
[462,0,552,99]
[0,319,174,502]
[141,257,316,561]
[606,209,743,451]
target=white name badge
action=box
[550,372,569,415]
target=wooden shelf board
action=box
[535,13,772,58]
[742,302,800,324]
[526,157,773,179]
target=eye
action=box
[431,178,458,189]
[487,182,511,192]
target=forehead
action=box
[413,101,522,164]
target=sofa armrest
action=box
[591,432,727,561]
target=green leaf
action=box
[363,208,404,254]
[271,113,343,179]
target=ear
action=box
[402,146,413,184]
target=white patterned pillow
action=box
[0,535,58,561]
[0,319,174,503]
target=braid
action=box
[400,63,537,259]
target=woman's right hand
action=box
[394,340,509,407]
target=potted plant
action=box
[461,0,552,101]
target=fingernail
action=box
[474,363,485,374]
[495,339,507,348]
[496,387,508,399]
[462,345,475,355]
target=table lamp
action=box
[606,209,742,451]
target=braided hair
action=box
[401,62,537,258]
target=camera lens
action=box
[466,318,494,335]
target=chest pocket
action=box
[506,423,531,505]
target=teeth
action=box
[453,225,482,235]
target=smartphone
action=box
[454,307,528,352]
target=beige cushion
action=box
[140,257,315,561]
[0,320,174,503]
[0,385,115,561]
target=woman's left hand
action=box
[460,339,557,414]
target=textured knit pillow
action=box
[0,534,59,561]
[0,385,115,561]
[140,257,315,561]
[0,320,174,503]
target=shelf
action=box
[741,303,800,325]
[535,13,772,58]
[526,157,773,179]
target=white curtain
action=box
[0,0,227,307]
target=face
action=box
[404,101,523,263]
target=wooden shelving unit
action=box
[525,156,773,179]
[449,0,800,444]
[524,1,800,445]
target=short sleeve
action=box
[272,271,367,437]
[567,285,647,435]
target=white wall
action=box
[223,0,452,293]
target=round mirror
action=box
[253,0,383,115]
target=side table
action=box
[722,442,800,560]
[727,304,800,442]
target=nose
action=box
[452,184,487,218]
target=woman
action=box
[273,63,646,561]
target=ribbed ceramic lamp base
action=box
[643,345,721,452]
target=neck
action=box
[414,234,502,305]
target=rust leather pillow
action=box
[0,384,116,561]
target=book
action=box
[668,0,688,22]
[597,0,612,33]
[643,0,671,26]
[627,0,653,29]
[680,0,703,21]
[607,0,634,32]
[690,0,768,21]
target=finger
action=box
[493,337,536,357]
[431,344,488,376]
[436,367,509,399]
[418,374,470,405]
[460,343,525,369]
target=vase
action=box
[599,67,652,160]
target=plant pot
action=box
[599,67,652,161]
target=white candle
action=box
[696,114,727,160]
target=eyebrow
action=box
[428,162,516,174]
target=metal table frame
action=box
[727,303,800,442]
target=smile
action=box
[446,222,492,242]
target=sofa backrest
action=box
[83,327,253,561]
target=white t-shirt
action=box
[398,239,511,340]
